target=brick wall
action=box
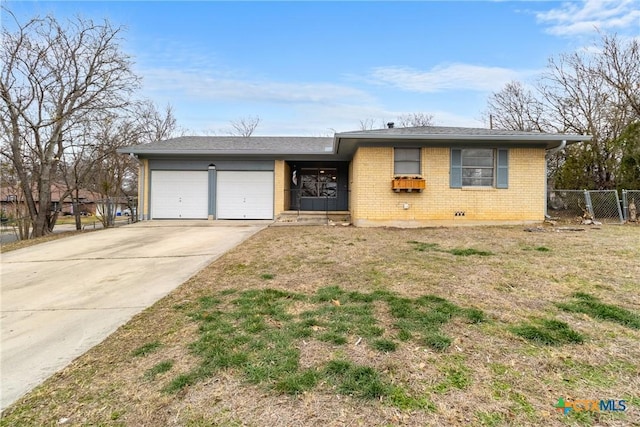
[350,146,546,227]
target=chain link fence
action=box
[622,190,640,221]
[548,190,624,224]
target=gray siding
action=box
[149,159,275,171]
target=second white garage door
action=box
[216,171,273,219]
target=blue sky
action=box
[3,0,640,135]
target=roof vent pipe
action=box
[387,122,394,129]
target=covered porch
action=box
[285,161,349,212]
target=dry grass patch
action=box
[2,225,639,427]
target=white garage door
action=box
[217,171,273,219]
[151,171,208,219]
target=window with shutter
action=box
[450,148,508,188]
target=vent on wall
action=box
[454,211,466,217]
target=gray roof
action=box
[336,125,589,139]
[118,136,334,156]
[118,126,591,158]
[335,126,591,153]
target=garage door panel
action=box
[217,171,273,219]
[151,171,208,219]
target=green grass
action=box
[166,286,485,405]
[371,339,397,352]
[131,341,162,357]
[408,240,493,256]
[274,369,319,395]
[475,411,506,426]
[325,360,388,399]
[387,386,436,411]
[318,331,348,345]
[557,292,640,329]
[421,332,452,351]
[448,248,493,256]
[144,360,174,381]
[465,308,486,323]
[386,293,484,351]
[197,295,220,309]
[408,241,440,252]
[433,366,472,393]
[510,318,584,345]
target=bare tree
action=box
[57,123,106,230]
[229,115,260,137]
[0,8,138,237]
[482,34,639,190]
[53,101,176,230]
[358,118,377,131]
[396,112,434,128]
[90,115,135,227]
[358,113,434,131]
[483,81,551,132]
[597,34,640,116]
[86,103,177,227]
[138,101,179,142]
[0,158,30,238]
[540,49,632,189]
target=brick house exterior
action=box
[119,126,590,227]
[348,146,545,226]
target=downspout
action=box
[129,153,144,221]
[544,140,566,219]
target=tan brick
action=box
[350,147,545,226]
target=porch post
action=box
[208,164,216,220]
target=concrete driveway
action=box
[0,220,267,411]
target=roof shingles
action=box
[119,136,334,155]
[118,126,590,156]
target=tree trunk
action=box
[32,162,54,237]
[73,188,82,230]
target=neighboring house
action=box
[0,183,99,218]
[118,126,590,227]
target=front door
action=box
[289,162,348,211]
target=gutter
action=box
[334,133,590,156]
[335,132,590,143]
[545,139,566,159]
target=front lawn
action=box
[2,225,638,426]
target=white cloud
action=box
[536,0,640,36]
[137,66,385,135]
[136,62,491,135]
[368,64,537,93]
[140,68,375,105]
[187,102,484,136]
[252,105,483,136]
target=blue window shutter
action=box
[450,149,462,188]
[496,149,509,189]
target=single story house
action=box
[1,183,101,218]
[118,126,590,227]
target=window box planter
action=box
[392,177,425,192]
